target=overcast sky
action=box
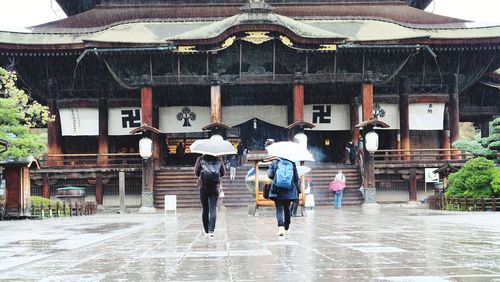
[0,0,499,29]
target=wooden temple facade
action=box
[0,0,499,207]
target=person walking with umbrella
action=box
[332,170,346,209]
[191,135,234,238]
[265,141,311,236]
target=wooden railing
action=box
[373,149,472,164]
[429,195,499,211]
[43,153,142,168]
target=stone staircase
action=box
[153,164,363,209]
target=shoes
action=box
[285,229,289,235]
[278,226,285,236]
[208,232,215,238]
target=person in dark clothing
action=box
[346,140,357,164]
[176,142,185,165]
[194,154,226,238]
[236,142,244,166]
[268,158,299,236]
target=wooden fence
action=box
[30,201,97,219]
[429,195,498,211]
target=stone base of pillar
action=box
[364,187,377,204]
[138,192,156,214]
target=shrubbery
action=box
[446,157,499,198]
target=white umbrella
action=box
[189,135,236,156]
[265,141,314,162]
[297,165,311,176]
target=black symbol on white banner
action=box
[176,107,196,127]
[121,109,141,128]
[312,105,331,124]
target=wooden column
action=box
[47,99,62,166]
[293,73,304,123]
[210,84,222,124]
[362,80,373,121]
[361,73,377,203]
[409,168,417,202]
[141,86,153,126]
[95,174,103,205]
[449,74,460,159]
[152,92,160,169]
[480,120,490,138]
[349,96,360,143]
[42,174,50,199]
[98,99,108,166]
[399,76,410,161]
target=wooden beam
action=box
[399,76,410,161]
[211,84,222,123]
[293,80,304,123]
[449,74,460,159]
[47,99,62,166]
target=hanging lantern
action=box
[365,131,379,154]
[294,133,308,147]
[139,137,153,159]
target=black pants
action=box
[200,187,218,233]
[274,199,292,230]
[290,199,299,216]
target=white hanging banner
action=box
[304,104,350,131]
[159,106,210,133]
[358,103,400,130]
[59,108,99,136]
[409,103,444,130]
[222,105,287,127]
[108,108,141,135]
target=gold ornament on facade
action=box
[242,32,272,45]
[319,44,337,51]
[279,35,293,47]
[222,36,236,49]
[178,46,196,53]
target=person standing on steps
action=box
[194,154,226,238]
[346,140,357,165]
[333,170,346,209]
[229,154,238,181]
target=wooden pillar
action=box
[42,174,50,199]
[349,96,360,143]
[362,79,373,121]
[98,99,108,166]
[119,170,126,213]
[293,73,304,123]
[141,86,153,126]
[480,120,490,138]
[399,76,410,161]
[449,74,460,159]
[152,92,160,169]
[409,168,417,202]
[95,174,103,205]
[47,99,62,166]
[210,84,222,124]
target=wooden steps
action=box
[153,164,363,209]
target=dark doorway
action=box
[304,131,350,163]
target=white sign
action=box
[108,107,141,135]
[159,106,210,133]
[59,108,98,136]
[305,104,350,131]
[222,105,287,127]
[425,168,439,183]
[409,103,444,130]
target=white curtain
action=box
[159,106,211,133]
[222,105,287,127]
[108,107,141,135]
[59,108,98,136]
[305,104,350,131]
[409,103,445,130]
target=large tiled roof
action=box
[35,3,466,29]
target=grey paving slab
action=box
[0,206,499,281]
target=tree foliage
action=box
[453,118,500,163]
[0,67,51,159]
[446,157,497,198]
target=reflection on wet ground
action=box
[0,206,499,281]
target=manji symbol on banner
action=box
[305,104,350,131]
[109,108,141,135]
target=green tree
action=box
[446,157,496,198]
[453,118,500,163]
[0,67,51,159]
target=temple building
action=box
[0,0,499,208]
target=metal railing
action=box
[42,153,142,168]
[373,149,472,164]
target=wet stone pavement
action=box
[0,206,499,281]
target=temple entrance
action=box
[304,131,350,163]
[234,118,288,151]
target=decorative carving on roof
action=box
[241,32,272,45]
[240,0,274,14]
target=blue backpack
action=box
[274,159,294,190]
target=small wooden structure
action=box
[0,157,40,217]
[246,150,305,215]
